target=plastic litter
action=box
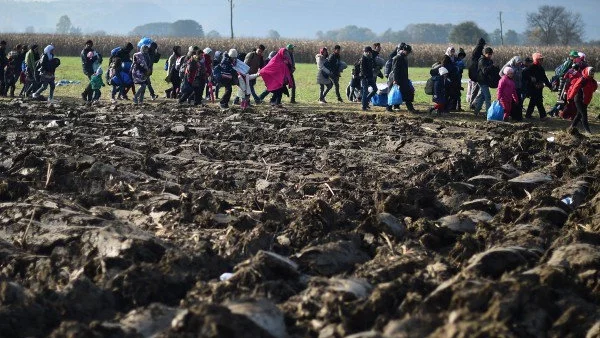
[547,137,555,142]
[123,127,140,137]
[220,272,233,281]
[561,196,573,206]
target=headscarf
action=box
[582,67,594,78]
[532,53,543,65]
[503,67,514,76]
[260,47,293,92]
[445,46,455,62]
[44,45,54,60]
[578,52,586,61]
[319,47,328,56]
[508,56,522,66]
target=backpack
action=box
[487,65,501,88]
[111,47,122,57]
[425,77,434,95]
[351,59,361,77]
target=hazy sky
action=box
[3,0,600,41]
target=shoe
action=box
[111,98,117,104]
[32,93,39,99]
[220,103,229,109]
[81,92,87,101]
[123,95,130,100]
[151,94,158,100]
[290,100,298,104]
[386,106,393,112]
[338,98,343,103]
[255,99,262,104]
[319,100,326,104]
[133,99,138,105]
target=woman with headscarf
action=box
[131,44,150,104]
[497,67,519,121]
[499,56,523,120]
[259,47,293,107]
[523,52,551,119]
[316,47,333,104]
[567,67,596,134]
[32,45,59,103]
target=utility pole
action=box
[228,0,234,39]
[499,11,504,46]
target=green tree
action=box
[405,23,453,43]
[448,21,489,45]
[525,6,584,45]
[56,15,72,34]
[267,29,281,40]
[206,30,222,38]
[169,20,204,37]
[504,29,520,45]
[130,22,171,36]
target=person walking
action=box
[472,47,495,116]
[218,49,238,109]
[497,67,519,121]
[467,38,486,108]
[316,47,333,104]
[499,56,524,120]
[567,67,596,134]
[131,44,150,105]
[328,45,344,102]
[243,44,265,103]
[179,50,206,106]
[32,45,59,103]
[146,42,160,100]
[88,66,105,105]
[286,44,297,103]
[387,43,416,113]
[259,47,294,107]
[3,50,20,97]
[23,44,40,97]
[523,52,551,119]
[360,46,376,111]
[165,46,182,99]
[80,40,101,101]
[0,41,7,96]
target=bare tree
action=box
[526,6,584,45]
[557,11,584,45]
[526,6,564,44]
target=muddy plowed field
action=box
[1,100,599,337]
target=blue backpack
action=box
[111,47,122,57]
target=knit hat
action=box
[583,67,594,78]
[503,67,514,75]
[569,50,579,57]
[228,48,238,58]
[286,44,294,50]
[364,46,373,53]
[439,67,448,76]
[203,47,212,55]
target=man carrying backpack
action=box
[472,47,495,116]
[80,40,101,102]
[244,44,265,104]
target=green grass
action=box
[4,56,599,132]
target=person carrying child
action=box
[566,67,597,135]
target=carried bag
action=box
[487,100,504,121]
[425,77,434,95]
[387,84,403,106]
[371,92,388,107]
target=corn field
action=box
[2,33,599,69]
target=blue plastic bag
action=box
[387,84,403,106]
[371,93,388,107]
[487,100,504,121]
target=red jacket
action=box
[567,67,597,105]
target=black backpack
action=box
[425,77,434,95]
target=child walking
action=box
[89,66,105,105]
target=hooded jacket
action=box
[316,52,332,85]
[497,74,518,104]
[260,48,293,92]
[499,56,523,90]
[567,67,597,105]
[468,38,486,81]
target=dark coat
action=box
[433,75,449,104]
[327,53,341,78]
[523,63,550,96]
[476,56,494,85]
[390,53,414,102]
[81,46,100,76]
[359,54,374,80]
[468,39,485,82]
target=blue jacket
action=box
[433,75,449,104]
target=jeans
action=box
[35,80,55,100]
[134,83,147,103]
[473,83,491,112]
[319,83,333,101]
[361,78,376,109]
[332,75,342,100]
[249,79,261,102]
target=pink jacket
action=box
[259,48,293,92]
[497,75,518,104]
